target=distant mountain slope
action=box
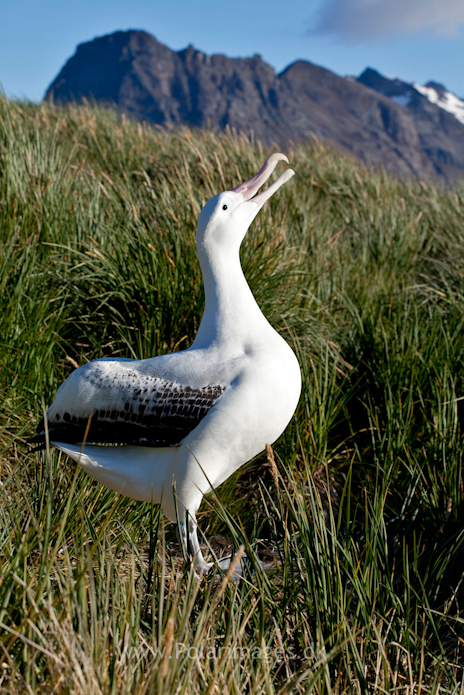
[45,30,464,181]
[357,68,464,180]
[415,82,464,125]
[358,68,464,126]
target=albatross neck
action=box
[192,244,269,349]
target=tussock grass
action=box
[1,96,464,692]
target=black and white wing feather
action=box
[29,362,227,450]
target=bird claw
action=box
[196,552,274,580]
[180,519,275,579]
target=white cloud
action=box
[310,0,464,42]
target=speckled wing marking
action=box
[30,368,227,450]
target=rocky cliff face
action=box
[46,30,464,181]
[357,68,464,180]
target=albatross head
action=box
[196,153,295,253]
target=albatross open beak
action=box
[233,153,295,213]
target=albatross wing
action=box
[30,358,227,450]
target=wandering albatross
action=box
[30,153,301,575]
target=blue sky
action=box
[1,0,464,101]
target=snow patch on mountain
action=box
[391,94,412,107]
[357,68,464,126]
[413,83,464,125]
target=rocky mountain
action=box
[358,68,464,126]
[45,30,464,182]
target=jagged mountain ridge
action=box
[357,68,464,126]
[45,30,464,181]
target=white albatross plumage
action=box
[30,153,301,575]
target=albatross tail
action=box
[53,442,175,505]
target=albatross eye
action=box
[222,204,228,210]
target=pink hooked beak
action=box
[232,153,295,207]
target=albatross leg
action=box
[178,518,245,577]
[177,519,210,575]
[178,518,273,577]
